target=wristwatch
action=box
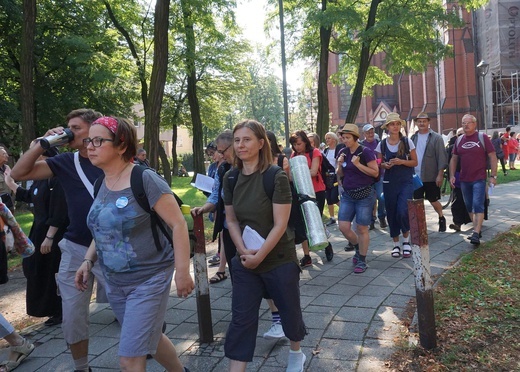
[490,175,497,179]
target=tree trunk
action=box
[171,125,179,176]
[316,0,331,140]
[345,0,382,124]
[144,0,170,170]
[20,0,36,149]
[181,0,205,176]
[158,143,171,185]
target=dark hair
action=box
[492,131,499,140]
[511,132,516,137]
[110,117,138,162]
[233,120,272,173]
[266,130,282,157]
[289,130,313,153]
[66,108,103,124]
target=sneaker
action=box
[449,223,461,232]
[369,222,375,230]
[263,321,285,339]
[439,216,446,232]
[352,251,360,265]
[325,243,334,261]
[325,217,336,226]
[354,261,367,273]
[466,232,482,240]
[208,254,220,266]
[379,217,388,228]
[344,242,355,251]
[300,255,312,268]
[44,315,62,326]
[469,232,480,245]
[286,351,306,372]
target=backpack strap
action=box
[227,165,282,201]
[131,165,173,252]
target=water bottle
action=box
[181,205,194,231]
[488,183,494,196]
[40,128,74,149]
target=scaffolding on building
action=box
[492,71,520,128]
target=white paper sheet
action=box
[242,225,265,251]
[190,173,215,194]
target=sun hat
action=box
[362,124,374,132]
[415,112,430,120]
[340,124,360,138]
[381,113,405,130]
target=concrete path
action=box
[2,180,519,371]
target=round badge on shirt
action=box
[116,196,129,208]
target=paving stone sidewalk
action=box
[2,181,519,371]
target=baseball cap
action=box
[363,124,374,132]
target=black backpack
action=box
[309,149,336,189]
[93,165,195,256]
[226,164,308,244]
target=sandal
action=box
[0,338,35,371]
[209,271,227,284]
[391,246,401,258]
[402,242,412,258]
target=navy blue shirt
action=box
[46,152,103,247]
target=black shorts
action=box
[413,181,441,203]
[325,185,339,205]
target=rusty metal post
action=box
[408,199,437,349]
[192,213,213,343]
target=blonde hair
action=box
[325,132,338,146]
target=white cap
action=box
[363,124,374,132]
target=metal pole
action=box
[192,213,214,343]
[408,199,437,350]
[482,75,487,133]
[278,0,290,147]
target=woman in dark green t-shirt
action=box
[223,120,306,371]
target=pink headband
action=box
[92,116,118,135]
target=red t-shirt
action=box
[452,132,494,182]
[502,133,510,157]
[291,148,326,192]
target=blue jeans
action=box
[373,179,386,221]
[338,188,376,226]
[460,179,486,213]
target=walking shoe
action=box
[263,321,285,339]
[286,351,306,372]
[325,243,334,261]
[208,254,220,266]
[469,232,480,245]
[466,232,482,240]
[438,216,446,232]
[44,315,62,326]
[344,242,356,251]
[369,222,375,230]
[354,261,367,273]
[299,255,312,268]
[449,223,461,232]
[325,217,336,226]
[379,217,388,228]
[352,251,360,265]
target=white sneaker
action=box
[263,321,285,339]
[286,351,306,372]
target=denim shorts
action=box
[460,179,486,213]
[338,188,376,226]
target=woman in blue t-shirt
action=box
[336,124,379,273]
[74,116,193,372]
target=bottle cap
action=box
[181,205,191,214]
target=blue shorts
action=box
[338,188,376,226]
[106,265,174,357]
[460,179,486,214]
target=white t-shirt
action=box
[414,133,429,178]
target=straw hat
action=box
[381,113,405,129]
[340,124,360,138]
[415,112,430,120]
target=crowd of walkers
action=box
[0,108,500,371]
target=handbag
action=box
[412,173,423,190]
[345,185,372,200]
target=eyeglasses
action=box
[83,137,114,148]
[217,144,231,155]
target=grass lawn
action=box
[388,227,520,371]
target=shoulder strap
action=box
[478,132,486,151]
[74,152,94,199]
[93,174,104,198]
[131,165,173,251]
[380,139,387,161]
[262,165,282,200]
[226,167,240,194]
[402,136,410,154]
